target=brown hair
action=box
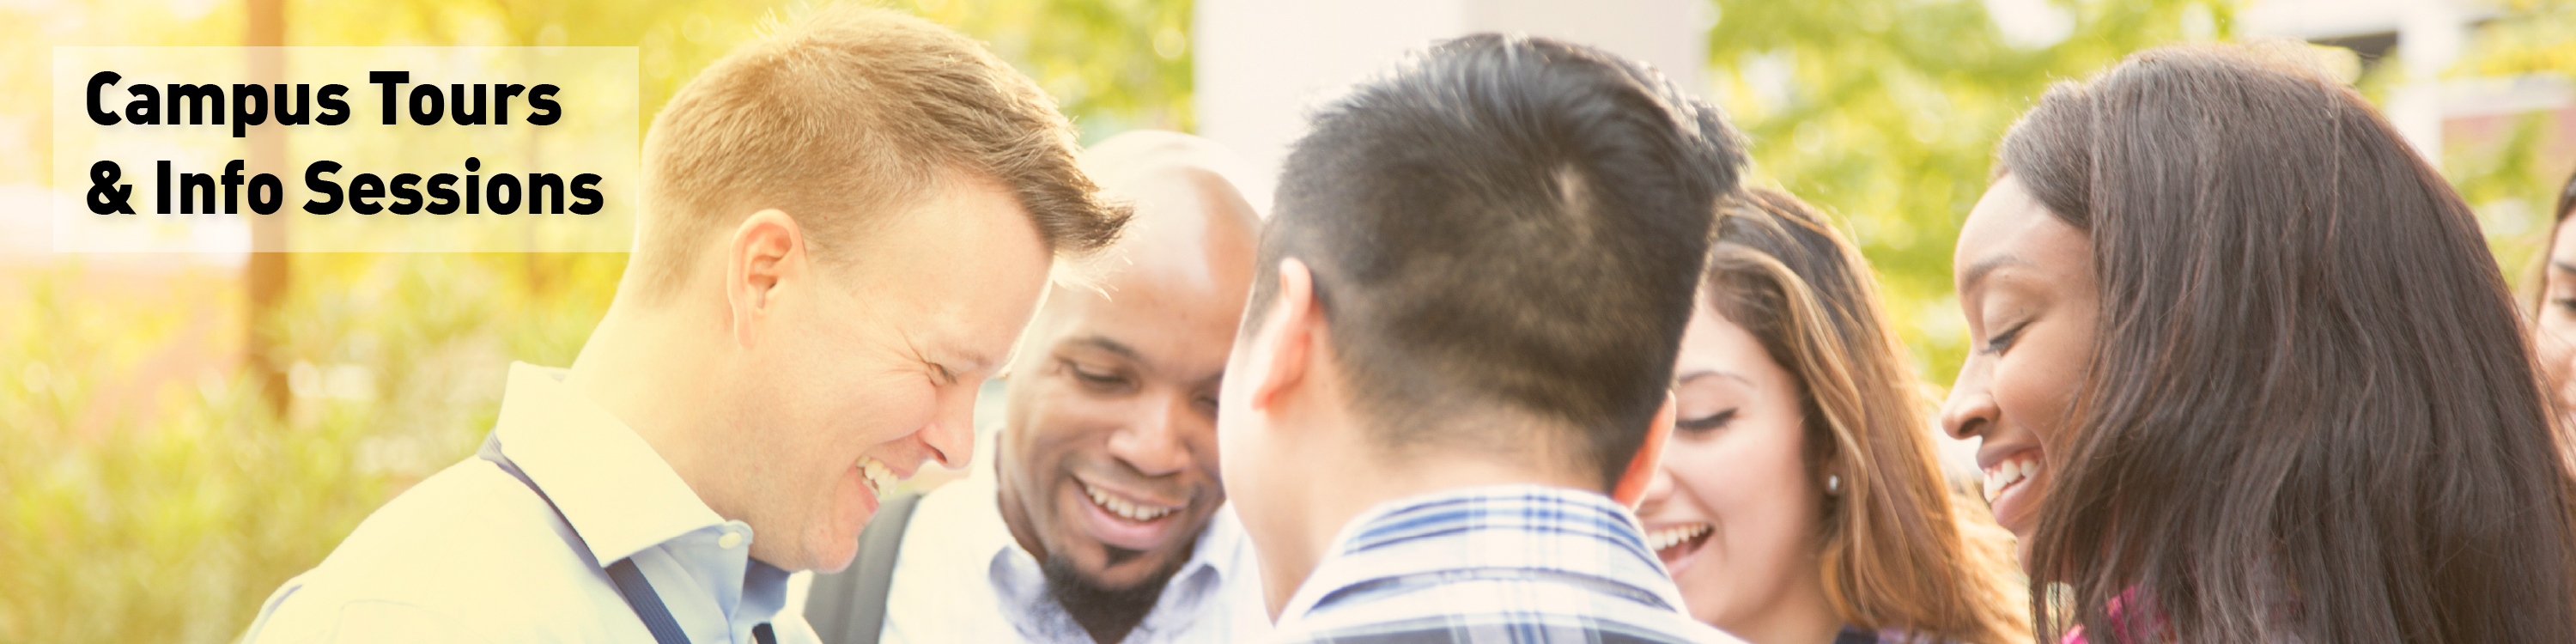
[1998,44,2576,643]
[2559,169,2576,223]
[1704,188,2032,644]
[632,4,1128,301]
[2530,169,2576,313]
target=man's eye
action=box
[1063,361,1129,389]
[2554,297,2576,314]
[1677,409,1736,434]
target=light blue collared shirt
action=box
[240,362,818,644]
[1269,484,1745,643]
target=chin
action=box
[811,541,860,574]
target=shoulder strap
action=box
[478,434,694,644]
[1832,625,1884,644]
[803,490,925,644]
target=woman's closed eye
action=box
[1677,408,1738,434]
[1980,320,2030,355]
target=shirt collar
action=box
[490,361,727,565]
[1274,483,1686,627]
[974,456,1251,635]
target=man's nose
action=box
[1105,392,1194,477]
[920,380,979,470]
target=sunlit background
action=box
[3,1,2571,642]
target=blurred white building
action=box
[2242,0,2572,173]
[1193,0,1710,215]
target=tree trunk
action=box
[246,0,289,415]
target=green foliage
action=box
[1,253,619,644]
[2444,0,2576,295]
[0,1,1192,641]
[1706,0,2236,383]
[8,2,2572,643]
[894,0,1195,137]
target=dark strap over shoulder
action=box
[803,490,926,644]
[1832,625,1884,644]
[478,433,694,644]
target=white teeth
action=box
[859,458,897,498]
[1982,457,2039,502]
[1645,524,1711,552]
[1082,482,1175,521]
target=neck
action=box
[1261,416,1602,618]
[564,299,738,519]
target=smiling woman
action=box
[1947,44,2576,644]
[1640,188,2029,644]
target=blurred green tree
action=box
[2442,0,2576,293]
[0,2,1190,643]
[1704,0,2237,385]
[10,1,2570,642]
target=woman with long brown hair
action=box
[1942,44,2576,643]
[1637,188,2030,644]
[2528,169,2576,416]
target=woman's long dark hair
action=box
[1996,44,2576,643]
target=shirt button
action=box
[718,532,744,549]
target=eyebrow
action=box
[1064,335,1143,362]
[1959,254,2035,293]
[1060,334,1228,386]
[1675,369,1755,388]
[2553,260,2576,275]
[942,337,1006,378]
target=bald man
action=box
[799,131,1268,644]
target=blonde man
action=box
[239,6,1127,644]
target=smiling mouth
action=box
[1081,481,1179,522]
[1982,453,2039,502]
[857,456,898,499]
[1647,523,1713,564]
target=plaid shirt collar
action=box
[1273,483,1688,629]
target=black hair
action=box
[1245,33,1746,489]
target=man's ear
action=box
[726,209,804,349]
[1249,258,1319,413]
[1612,394,1675,505]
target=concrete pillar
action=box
[1194,0,1709,212]
[2391,0,2467,167]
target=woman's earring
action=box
[1826,475,1841,495]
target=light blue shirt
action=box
[828,461,1269,643]
[1269,484,1744,643]
[240,362,819,644]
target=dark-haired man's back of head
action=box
[1216,33,1748,642]
[1249,33,1745,488]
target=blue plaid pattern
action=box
[1268,485,1746,644]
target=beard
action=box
[1041,546,1186,643]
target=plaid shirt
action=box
[1269,484,1746,644]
